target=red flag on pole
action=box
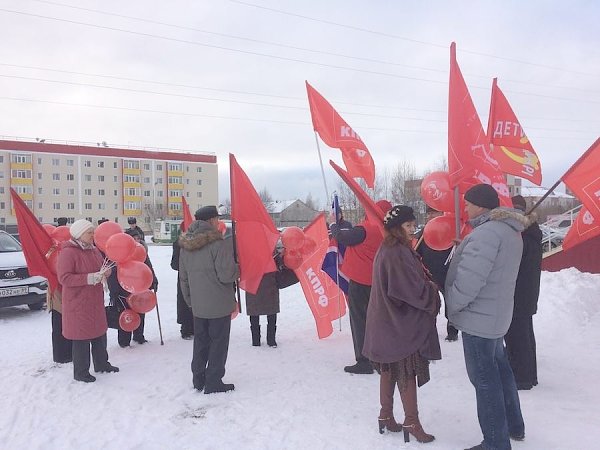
[293,213,347,339]
[329,160,385,236]
[9,188,60,291]
[181,196,193,232]
[487,78,542,185]
[562,206,600,251]
[448,42,494,187]
[306,81,375,188]
[229,154,280,294]
[562,138,600,220]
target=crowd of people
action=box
[48,182,542,450]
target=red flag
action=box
[9,188,60,291]
[329,160,385,236]
[562,138,600,219]
[181,196,193,232]
[229,154,280,294]
[487,78,542,185]
[448,42,495,187]
[306,81,375,188]
[293,213,347,339]
[562,206,600,251]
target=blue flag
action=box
[321,194,349,294]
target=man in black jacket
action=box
[504,195,543,390]
[171,224,194,340]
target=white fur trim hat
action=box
[70,219,94,239]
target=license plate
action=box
[0,286,29,297]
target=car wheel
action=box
[28,301,46,311]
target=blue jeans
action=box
[462,333,525,450]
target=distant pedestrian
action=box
[171,224,194,340]
[56,217,68,226]
[127,217,145,240]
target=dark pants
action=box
[191,315,231,389]
[177,277,194,336]
[462,333,524,450]
[51,310,72,363]
[441,291,458,338]
[348,280,371,363]
[72,334,110,379]
[117,313,145,346]
[504,315,537,387]
[249,314,276,327]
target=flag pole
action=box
[314,132,330,202]
[526,178,562,215]
[332,193,343,332]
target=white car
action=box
[0,230,48,310]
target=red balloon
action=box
[127,289,157,314]
[94,221,123,252]
[42,224,56,236]
[283,249,303,270]
[104,233,136,263]
[52,226,71,242]
[300,236,317,256]
[423,214,455,251]
[117,261,153,294]
[119,309,141,332]
[421,171,453,213]
[130,243,147,263]
[281,227,305,251]
[47,246,61,274]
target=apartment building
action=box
[0,139,218,233]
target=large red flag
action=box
[448,42,495,187]
[181,196,193,232]
[329,160,385,236]
[562,206,600,251]
[229,154,280,294]
[293,213,347,339]
[9,188,60,291]
[306,81,375,188]
[562,138,600,219]
[487,78,542,185]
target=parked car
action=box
[0,230,48,310]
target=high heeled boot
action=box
[250,325,261,346]
[378,369,403,434]
[400,377,434,443]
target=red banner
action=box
[229,154,280,294]
[562,206,600,251]
[448,42,493,187]
[306,81,375,188]
[181,196,193,232]
[9,188,60,291]
[487,78,542,185]
[562,138,600,220]
[294,214,346,339]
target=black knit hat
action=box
[383,205,416,230]
[464,184,499,209]
[195,205,219,221]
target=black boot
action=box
[251,325,261,346]
[267,324,277,347]
[204,381,235,394]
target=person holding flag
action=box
[330,199,392,375]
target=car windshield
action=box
[0,233,22,252]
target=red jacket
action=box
[57,240,107,340]
[341,220,383,286]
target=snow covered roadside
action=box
[1,245,599,449]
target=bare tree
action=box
[141,198,165,226]
[304,193,317,211]
[259,187,274,212]
[390,160,417,204]
[219,199,231,218]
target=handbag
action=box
[105,296,126,329]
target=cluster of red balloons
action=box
[42,224,72,274]
[280,227,317,270]
[119,290,157,332]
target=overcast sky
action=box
[1,0,599,208]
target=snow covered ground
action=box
[1,244,599,450]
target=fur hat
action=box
[127,217,137,225]
[511,195,527,212]
[195,205,219,221]
[70,219,94,239]
[464,184,499,209]
[384,205,416,230]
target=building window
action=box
[156,178,162,184]
[37,173,42,180]
[170,203,182,211]
[67,203,75,210]
[143,177,150,183]
[53,203,61,210]
[197,179,202,185]
[113,162,118,169]
[98,204,105,210]
[126,188,139,196]
[84,160,91,167]
[98,189,105,196]
[52,158,59,166]
[52,173,60,181]
[12,169,32,178]
[113,176,118,182]
[114,203,118,210]
[84,203,92,210]
[169,190,182,197]
[113,190,118,196]
[67,188,75,195]
[66,174,75,181]
[14,186,32,195]
[143,163,150,170]
[197,192,203,198]
[84,189,91,195]
[124,175,140,183]
[157,191,163,197]
[12,154,31,163]
[38,187,43,194]
[124,160,139,169]
[168,176,182,184]
[98,175,104,182]
[98,161,104,168]
[0,187,3,194]
[0,202,4,209]
[52,188,60,195]
[37,202,42,209]
[196,167,202,173]
[143,190,151,197]
[85,175,91,182]
[168,163,182,171]
[67,159,74,166]
[186,179,189,185]
[36,157,41,164]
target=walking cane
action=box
[154,289,164,345]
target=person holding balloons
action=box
[179,206,239,394]
[57,219,119,383]
[107,227,158,347]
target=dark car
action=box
[0,230,48,310]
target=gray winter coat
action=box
[445,208,527,339]
[178,220,239,319]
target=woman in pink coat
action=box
[57,219,119,383]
